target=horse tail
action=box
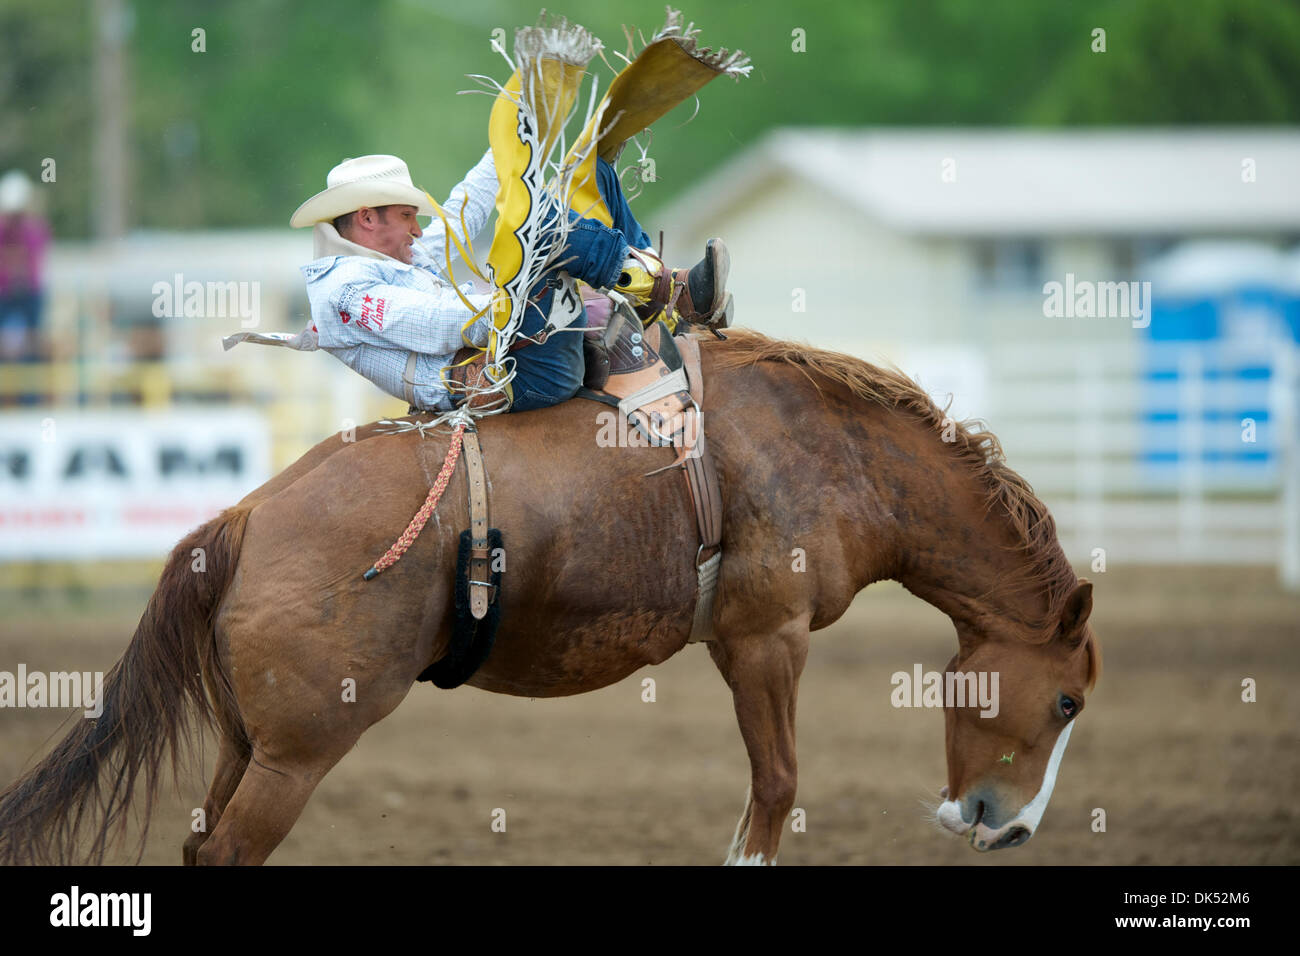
[0,506,252,864]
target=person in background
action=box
[0,170,50,364]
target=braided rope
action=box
[363,423,467,580]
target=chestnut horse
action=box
[0,329,1099,865]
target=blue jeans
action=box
[508,157,650,413]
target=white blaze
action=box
[934,721,1077,842]
[1013,721,1075,832]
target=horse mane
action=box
[703,328,1096,679]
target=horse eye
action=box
[1060,696,1078,719]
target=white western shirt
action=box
[300,147,499,410]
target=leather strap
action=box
[680,331,705,406]
[461,427,493,620]
[677,333,724,641]
[626,246,674,312]
[616,366,690,419]
[679,334,721,549]
[573,327,724,643]
[684,430,722,550]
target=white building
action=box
[656,127,1300,355]
[654,128,1300,578]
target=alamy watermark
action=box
[0,665,103,718]
[890,664,999,718]
[1042,273,1151,329]
[152,273,260,327]
[50,885,150,935]
[595,409,702,456]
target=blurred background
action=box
[0,0,1297,864]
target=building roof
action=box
[656,127,1300,237]
[49,229,308,294]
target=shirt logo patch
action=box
[359,295,386,331]
[339,309,351,323]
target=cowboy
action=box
[288,148,731,413]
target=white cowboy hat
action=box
[289,154,436,228]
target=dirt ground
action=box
[0,564,1296,865]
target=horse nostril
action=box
[992,826,1030,850]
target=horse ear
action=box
[1060,579,1093,639]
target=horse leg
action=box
[192,743,356,866]
[193,638,418,865]
[709,616,810,865]
[181,734,251,865]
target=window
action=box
[974,239,1043,292]
[1113,237,1174,277]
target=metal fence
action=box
[981,337,1300,586]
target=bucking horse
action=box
[0,328,1099,865]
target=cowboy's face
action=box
[349,204,423,263]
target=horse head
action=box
[936,579,1099,851]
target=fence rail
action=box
[974,338,1300,586]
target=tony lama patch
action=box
[50,886,151,936]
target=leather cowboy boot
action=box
[614,239,733,333]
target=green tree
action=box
[0,0,94,235]
[1027,0,1300,123]
[3,0,1297,238]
